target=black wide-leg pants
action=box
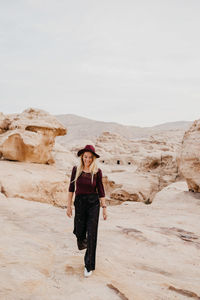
[73,193,100,272]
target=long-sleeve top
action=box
[68,166,105,198]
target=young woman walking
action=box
[66,145,107,277]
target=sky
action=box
[0,0,200,127]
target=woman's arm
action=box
[66,166,76,218]
[99,197,106,207]
[99,196,107,220]
[96,169,107,220]
[67,191,74,207]
[68,166,76,193]
[96,169,105,198]
[66,191,74,217]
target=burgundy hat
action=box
[77,144,100,158]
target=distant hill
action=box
[55,114,192,144]
[151,121,193,131]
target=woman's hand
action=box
[66,206,72,218]
[103,207,107,220]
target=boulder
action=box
[0,108,66,164]
[139,152,179,190]
[107,171,159,203]
[0,192,6,200]
[0,129,55,164]
[179,119,200,192]
[0,112,10,134]
[0,161,68,208]
[8,108,66,136]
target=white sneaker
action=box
[84,267,92,277]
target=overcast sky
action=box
[0,0,200,126]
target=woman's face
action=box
[82,151,93,167]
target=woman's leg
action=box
[84,194,100,272]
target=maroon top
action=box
[68,166,105,198]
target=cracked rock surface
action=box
[0,181,200,300]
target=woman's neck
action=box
[83,166,90,172]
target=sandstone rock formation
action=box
[0,109,188,207]
[0,108,66,164]
[139,152,178,190]
[94,131,182,202]
[0,112,10,134]
[0,191,6,200]
[0,161,68,208]
[105,171,159,203]
[52,142,78,171]
[179,119,200,192]
[96,131,136,166]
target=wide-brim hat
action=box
[77,144,100,158]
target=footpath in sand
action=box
[0,181,200,300]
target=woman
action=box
[66,145,107,277]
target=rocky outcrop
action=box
[96,131,135,166]
[0,111,187,206]
[0,161,68,208]
[105,171,159,203]
[179,119,200,192]
[0,112,10,134]
[139,152,179,190]
[95,132,181,202]
[0,129,56,164]
[0,108,66,164]
[0,191,6,200]
[8,108,66,135]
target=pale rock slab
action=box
[107,171,159,203]
[0,181,200,299]
[0,161,68,208]
[0,191,6,200]
[179,119,200,192]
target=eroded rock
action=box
[107,172,159,203]
[0,161,68,207]
[0,108,66,164]
[0,112,10,134]
[179,119,200,192]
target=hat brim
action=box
[77,149,100,158]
